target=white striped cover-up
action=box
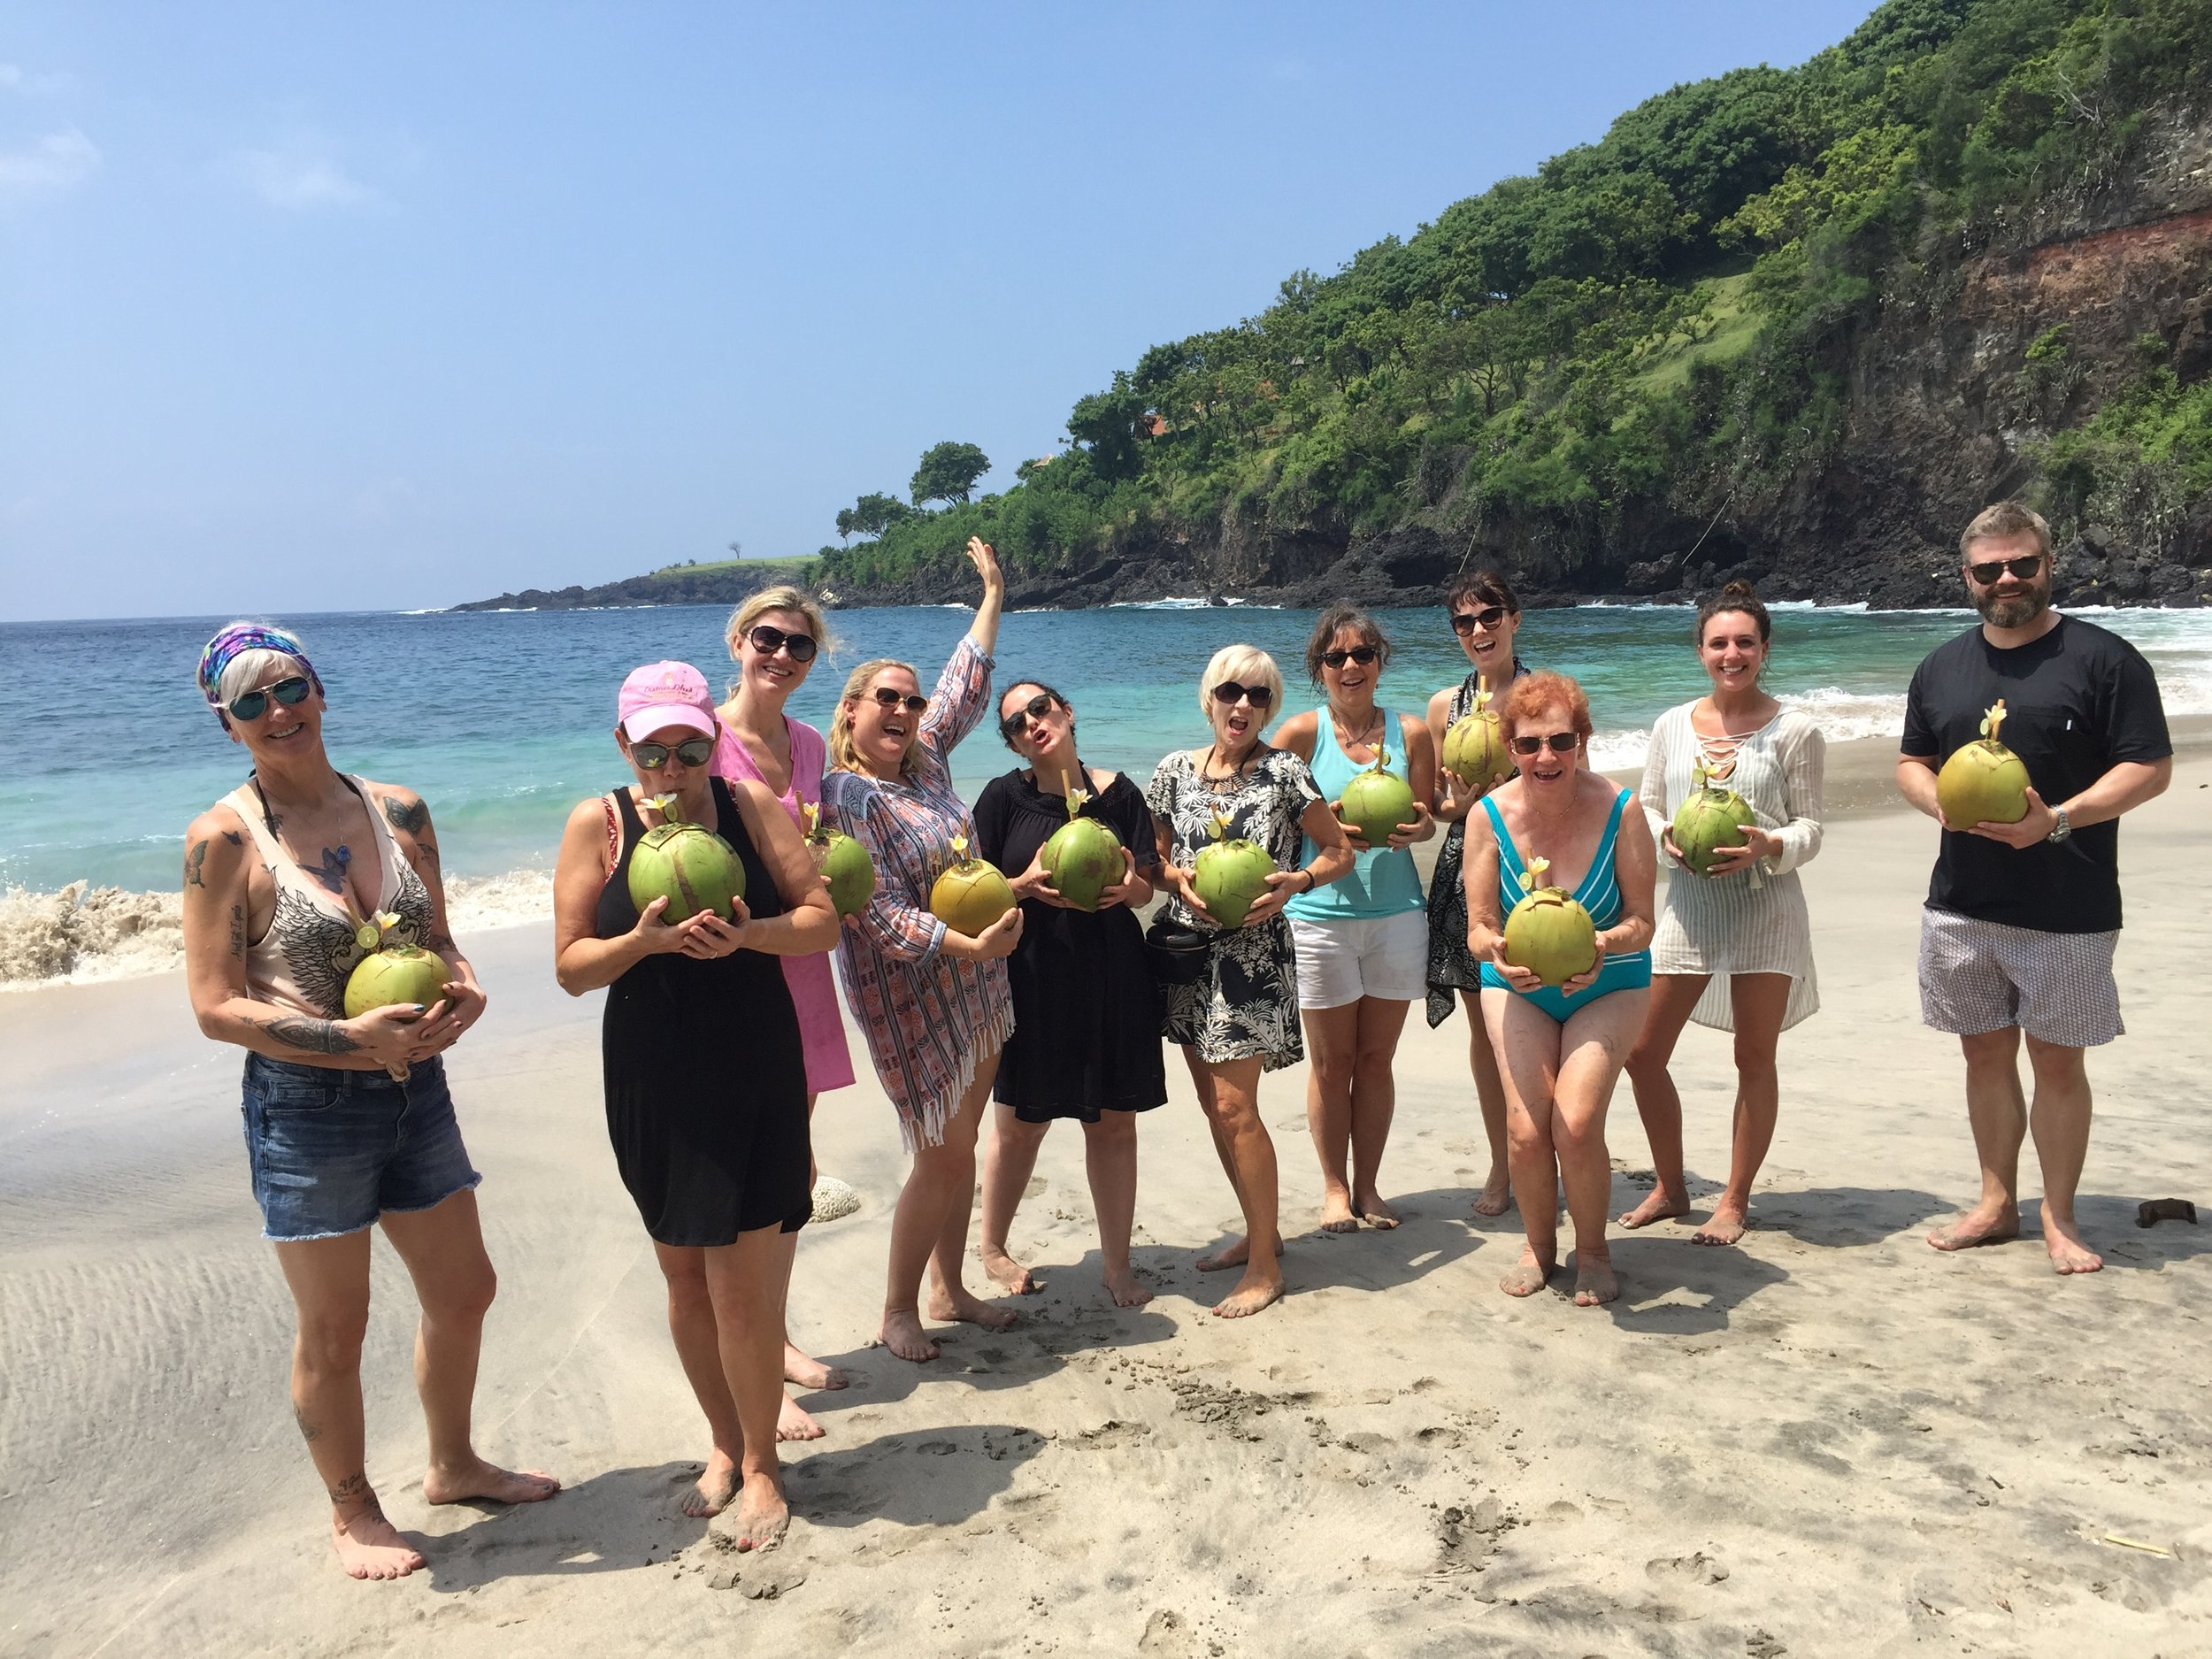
[1637,703,1825,1033]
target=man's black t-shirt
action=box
[1901,614,2169,933]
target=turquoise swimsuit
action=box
[1478,789,1652,1021]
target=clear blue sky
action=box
[2,2,1879,622]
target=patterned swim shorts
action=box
[1917,910,2124,1048]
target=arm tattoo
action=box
[382,795,432,837]
[222,829,243,847]
[294,1404,322,1443]
[261,1015,362,1055]
[426,930,457,956]
[184,840,209,888]
[227,904,246,958]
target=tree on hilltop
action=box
[910,441,991,507]
[838,491,913,541]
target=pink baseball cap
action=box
[618,661,717,741]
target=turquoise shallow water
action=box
[4,599,2209,902]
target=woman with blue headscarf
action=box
[180,621,557,1582]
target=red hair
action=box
[1499,671,1593,743]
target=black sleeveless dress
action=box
[596,779,810,1244]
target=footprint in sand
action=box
[1646,1549,1730,1585]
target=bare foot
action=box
[1498,1249,1555,1297]
[1928,1202,2021,1253]
[783,1343,849,1392]
[1471,1170,1512,1218]
[978,1245,1041,1294]
[778,1393,826,1442]
[681,1450,739,1518]
[1196,1234,1283,1272]
[1572,1256,1620,1307]
[2044,1217,2104,1276]
[332,1503,426,1580]
[1319,1191,1359,1233]
[423,1455,560,1507]
[729,1473,790,1553]
[1693,1198,1752,1246]
[880,1308,940,1363]
[1102,1264,1154,1308]
[1354,1192,1402,1231]
[924,1287,1020,1332]
[1618,1188,1691,1229]
[1210,1271,1284,1318]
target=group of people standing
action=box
[177,502,2171,1580]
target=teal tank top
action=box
[1285,705,1426,922]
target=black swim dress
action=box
[596,778,810,1244]
[974,767,1166,1123]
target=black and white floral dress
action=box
[1145,746,1320,1071]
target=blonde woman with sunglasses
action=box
[1146,644,1354,1317]
[713,584,856,1438]
[821,537,1024,1363]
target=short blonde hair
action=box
[725,584,833,695]
[826,657,923,777]
[1197,643,1285,725]
[1960,502,2052,563]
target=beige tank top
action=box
[223,774,435,1019]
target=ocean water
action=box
[4,599,2210,984]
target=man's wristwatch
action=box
[2046,805,2072,843]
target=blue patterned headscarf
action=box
[196,622,323,725]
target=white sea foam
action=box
[0,868,557,991]
[1108,596,1252,609]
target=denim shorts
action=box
[240,1053,482,1241]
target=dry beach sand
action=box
[4,739,2210,1658]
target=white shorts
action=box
[1290,911,1429,1010]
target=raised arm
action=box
[964,535,1005,658]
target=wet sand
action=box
[4,741,2209,1657]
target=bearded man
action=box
[1895,503,2171,1275]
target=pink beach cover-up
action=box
[714,713,857,1094]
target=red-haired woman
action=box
[1463,672,1655,1307]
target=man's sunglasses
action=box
[747,624,818,663]
[631,737,716,769]
[1320,646,1379,669]
[1509,732,1581,757]
[1966,554,2045,586]
[999,693,1060,740]
[1450,606,1509,635]
[1210,682,1274,708]
[864,687,930,715]
[228,676,313,723]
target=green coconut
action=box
[1671,764,1759,877]
[1192,810,1277,930]
[627,792,745,924]
[803,801,876,918]
[1937,698,2031,827]
[930,833,1017,938]
[1441,688,1515,793]
[342,912,450,1018]
[1338,743,1418,849]
[1502,856,1599,987]
[1040,787,1125,912]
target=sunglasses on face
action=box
[1210,682,1274,709]
[864,687,930,715]
[228,676,313,723]
[747,624,818,663]
[1450,606,1509,635]
[1320,646,1379,669]
[999,693,1061,740]
[1966,554,2046,586]
[631,737,716,769]
[1509,732,1581,757]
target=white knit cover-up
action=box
[1637,703,1825,1033]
